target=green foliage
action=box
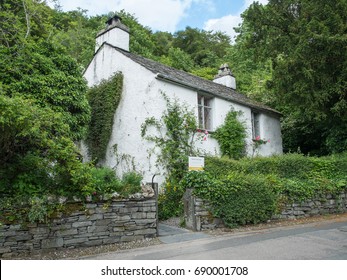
[141,95,199,220]
[182,171,277,227]
[158,180,185,220]
[205,153,347,203]
[90,167,122,195]
[237,0,347,155]
[173,27,231,67]
[87,168,142,198]
[141,94,198,182]
[212,110,247,159]
[51,9,106,68]
[117,10,156,59]
[86,72,123,163]
[0,167,143,224]
[182,153,347,227]
[120,172,143,197]
[0,95,93,198]
[159,47,195,72]
[0,40,91,141]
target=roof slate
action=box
[103,43,281,116]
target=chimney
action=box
[95,14,130,52]
[213,63,236,89]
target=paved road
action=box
[82,218,347,260]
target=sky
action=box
[47,0,268,41]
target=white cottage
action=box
[83,15,283,185]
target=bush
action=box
[183,171,278,227]
[182,153,347,227]
[212,110,247,159]
[158,180,185,220]
[120,172,143,196]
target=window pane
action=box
[204,97,211,107]
[198,106,204,128]
[198,96,203,106]
[204,107,212,130]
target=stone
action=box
[0,246,11,254]
[120,235,143,242]
[134,219,156,225]
[72,221,92,228]
[131,212,147,219]
[85,214,104,221]
[133,228,156,235]
[41,238,64,249]
[9,225,21,230]
[95,219,111,226]
[55,229,78,237]
[146,213,156,219]
[80,240,103,247]
[29,227,50,235]
[64,238,89,246]
[102,237,121,245]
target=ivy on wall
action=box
[141,93,198,182]
[86,72,124,163]
[212,109,247,159]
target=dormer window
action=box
[198,94,213,130]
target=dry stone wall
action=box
[0,198,156,258]
[185,189,347,231]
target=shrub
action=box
[182,171,278,227]
[158,180,185,220]
[90,167,122,195]
[212,110,247,159]
[120,172,143,196]
[183,153,347,227]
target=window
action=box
[198,94,213,130]
[251,112,260,139]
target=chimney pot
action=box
[213,63,236,89]
[95,14,130,52]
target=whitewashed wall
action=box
[256,113,283,156]
[84,44,282,186]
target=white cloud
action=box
[204,15,242,40]
[203,0,268,41]
[49,0,204,33]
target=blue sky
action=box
[48,0,268,41]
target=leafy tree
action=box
[159,47,195,72]
[117,10,157,59]
[237,0,347,154]
[0,1,92,198]
[0,40,90,140]
[0,95,92,197]
[152,31,173,57]
[173,27,231,67]
[0,0,55,46]
[51,9,106,68]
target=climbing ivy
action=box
[86,72,123,163]
[212,110,247,159]
[141,94,199,219]
[141,94,198,181]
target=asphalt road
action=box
[82,217,347,260]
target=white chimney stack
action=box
[95,15,130,52]
[213,63,236,89]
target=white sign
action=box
[188,156,204,171]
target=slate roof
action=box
[103,43,281,116]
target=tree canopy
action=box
[236,0,347,154]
